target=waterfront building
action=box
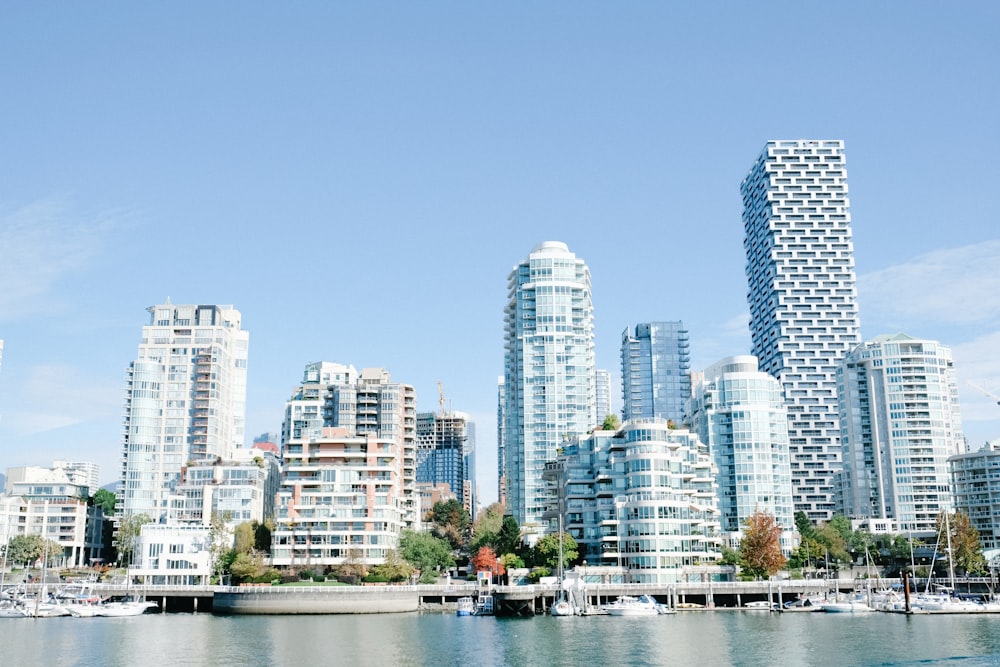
[131,524,213,585]
[742,140,861,521]
[497,376,506,508]
[503,241,596,534]
[167,444,281,527]
[119,301,249,522]
[621,321,691,423]
[555,419,722,584]
[950,442,1000,556]
[281,361,358,449]
[272,368,416,567]
[1,462,104,567]
[688,356,796,553]
[595,369,612,422]
[416,409,475,518]
[839,334,964,533]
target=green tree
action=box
[3,534,61,566]
[114,513,152,566]
[253,519,273,554]
[794,511,814,540]
[469,503,505,552]
[719,546,742,567]
[427,499,471,550]
[530,532,578,571]
[813,520,851,565]
[367,550,414,583]
[91,489,118,516]
[495,515,523,558]
[499,553,525,570]
[601,414,621,431]
[739,510,787,579]
[234,522,255,555]
[399,530,456,582]
[229,552,262,583]
[937,510,987,575]
[787,535,826,570]
[208,512,234,581]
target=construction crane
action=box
[437,380,446,415]
[967,381,1000,407]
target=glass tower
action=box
[503,241,595,532]
[119,302,249,521]
[689,356,796,552]
[839,334,964,533]
[621,321,691,423]
[742,140,861,522]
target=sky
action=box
[1,3,998,505]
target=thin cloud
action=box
[952,330,1000,423]
[859,240,1000,329]
[0,199,124,321]
[0,364,122,436]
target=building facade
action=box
[742,140,861,521]
[503,241,596,532]
[281,361,358,449]
[688,356,796,552]
[119,302,249,522]
[839,334,964,533]
[556,420,722,583]
[416,410,476,517]
[621,321,691,424]
[950,443,1000,557]
[595,369,612,422]
[272,368,417,567]
[1,462,105,567]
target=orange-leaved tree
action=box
[739,509,787,580]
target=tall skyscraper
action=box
[595,369,612,422]
[742,140,861,521]
[503,241,595,532]
[689,356,796,551]
[839,334,964,533]
[621,321,691,423]
[416,409,476,517]
[119,302,249,521]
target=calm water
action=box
[4,610,1000,667]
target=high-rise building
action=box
[839,334,964,533]
[119,302,249,521]
[272,367,417,566]
[503,241,596,532]
[595,369,612,422]
[621,321,691,423]
[496,376,506,508]
[416,409,476,517]
[281,361,358,448]
[742,140,861,521]
[950,442,1000,554]
[689,356,796,552]
[555,419,722,583]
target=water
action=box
[4,611,1000,667]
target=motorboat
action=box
[821,594,872,613]
[456,596,475,616]
[96,596,158,617]
[602,595,662,616]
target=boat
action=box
[96,596,158,617]
[602,595,662,616]
[821,594,872,613]
[744,600,777,611]
[456,597,475,616]
[549,513,578,617]
[55,580,105,618]
[550,595,574,617]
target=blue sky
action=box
[1,3,999,504]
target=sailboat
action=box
[550,514,575,616]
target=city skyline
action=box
[1,4,999,506]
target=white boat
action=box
[821,595,872,613]
[744,600,776,611]
[456,597,475,616]
[602,595,662,616]
[550,595,574,617]
[96,597,158,617]
[0,601,28,617]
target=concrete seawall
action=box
[214,586,420,615]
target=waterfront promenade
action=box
[11,577,986,615]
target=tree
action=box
[399,530,455,582]
[937,510,987,575]
[367,550,414,583]
[472,546,505,580]
[530,532,578,572]
[92,489,118,516]
[427,499,471,550]
[812,520,851,565]
[794,511,814,540]
[4,534,59,566]
[229,552,262,583]
[233,522,255,555]
[601,414,621,431]
[787,536,826,570]
[252,519,273,554]
[114,513,152,566]
[469,503,505,552]
[495,515,523,558]
[739,510,787,579]
[208,512,234,581]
